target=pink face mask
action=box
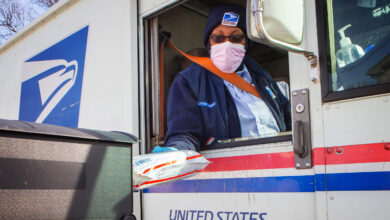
[210,41,246,73]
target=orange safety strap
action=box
[166,40,262,99]
[159,40,262,138]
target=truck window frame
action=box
[316,0,390,103]
[143,0,293,153]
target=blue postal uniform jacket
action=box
[164,56,291,151]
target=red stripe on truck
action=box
[203,142,390,172]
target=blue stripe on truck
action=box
[144,175,315,193]
[143,171,390,193]
[316,171,390,191]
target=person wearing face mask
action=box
[153,4,291,153]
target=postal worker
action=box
[154,4,291,153]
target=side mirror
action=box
[247,0,304,46]
[247,0,318,71]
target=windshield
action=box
[328,0,390,92]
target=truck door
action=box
[316,0,390,219]
[139,0,324,219]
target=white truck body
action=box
[0,0,389,219]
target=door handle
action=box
[292,89,312,169]
[293,121,307,157]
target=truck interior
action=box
[327,0,390,92]
[144,0,291,151]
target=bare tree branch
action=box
[0,0,25,34]
[0,0,59,45]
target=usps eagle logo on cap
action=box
[221,12,239,26]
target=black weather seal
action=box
[203,134,292,150]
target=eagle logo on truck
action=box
[19,26,89,128]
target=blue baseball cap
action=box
[203,4,248,48]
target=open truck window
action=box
[319,0,390,101]
[144,0,292,152]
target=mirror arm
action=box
[248,0,318,75]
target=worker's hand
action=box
[152,145,178,153]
